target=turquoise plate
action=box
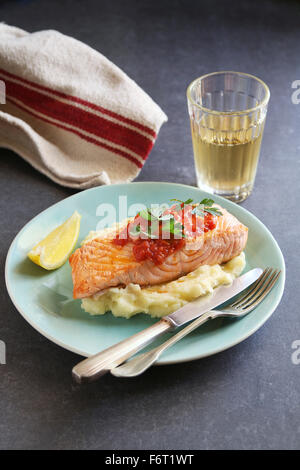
[5,183,285,364]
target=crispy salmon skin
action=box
[69,205,248,299]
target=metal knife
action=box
[72,268,262,383]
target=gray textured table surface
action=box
[0,0,299,450]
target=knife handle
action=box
[72,318,173,383]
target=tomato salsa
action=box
[113,202,218,265]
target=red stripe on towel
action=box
[0,67,156,138]
[3,78,154,159]
[6,97,143,168]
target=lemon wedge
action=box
[28,211,81,270]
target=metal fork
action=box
[111,268,281,377]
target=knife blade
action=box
[166,267,263,327]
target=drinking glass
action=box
[187,71,270,202]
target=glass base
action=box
[196,183,253,203]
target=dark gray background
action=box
[0,0,299,450]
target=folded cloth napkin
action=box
[0,24,167,188]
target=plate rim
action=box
[5,181,286,364]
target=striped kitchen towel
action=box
[0,24,167,188]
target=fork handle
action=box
[72,318,173,383]
[154,310,217,352]
[111,310,218,377]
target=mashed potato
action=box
[80,225,246,318]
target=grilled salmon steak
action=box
[69,203,248,299]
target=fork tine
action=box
[240,270,281,310]
[230,267,272,307]
[232,267,273,307]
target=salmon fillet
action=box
[69,205,248,299]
